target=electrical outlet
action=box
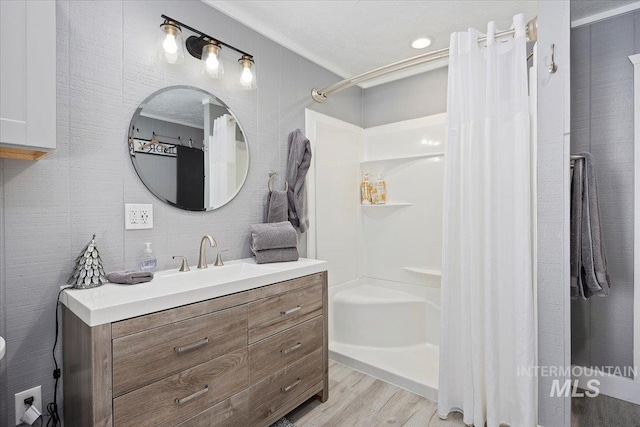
[139,206,151,225]
[125,204,153,230]
[15,385,41,425]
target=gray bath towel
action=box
[570,152,611,299]
[107,270,154,285]
[252,246,299,264]
[250,221,298,251]
[570,158,585,299]
[267,190,288,223]
[286,129,312,233]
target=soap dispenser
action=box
[140,242,157,272]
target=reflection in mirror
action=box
[128,86,249,211]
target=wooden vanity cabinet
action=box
[63,271,328,427]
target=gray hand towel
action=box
[107,270,154,285]
[286,129,312,233]
[252,247,299,264]
[570,158,585,299]
[267,190,288,223]
[250,221,298,251]
[570,152,611,299]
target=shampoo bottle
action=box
[374,174,386,204]
[140,242,157,272]
[360,173,372,205]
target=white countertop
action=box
[61,258,327,327]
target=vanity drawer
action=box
[248,283,322,343]
[113,349,248,427]
[249,349,323,426]
[176,388,250,427]
[249,316,322,384]
[112,305,247,397]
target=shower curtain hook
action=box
[548,44,558,74]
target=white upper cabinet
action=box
[0,0,56,160]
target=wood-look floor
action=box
[288,360,640,427]
[286,360,465,427]
[572,393,640,427]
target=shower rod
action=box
[311,16,538,103]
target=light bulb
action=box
[206,54,219,71]
[163,34,178,54]
[201,42,223,78]
[238,56,256,90]
[240,66,253,86]
[157,21,184,64]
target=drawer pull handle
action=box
[281,379,302,392]
[281,306,301,316]
[281,342,302,354]
[175,385,209,405]
[174,337,209,354]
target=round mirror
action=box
[128,86,249,211]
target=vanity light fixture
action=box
[202,41,224,78]
[157,15,257,90]
[411,37,433,49]
[239,55,257,90]
[157,19,185,64]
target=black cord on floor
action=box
[46,288,66,427]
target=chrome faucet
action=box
[198,235,217,269]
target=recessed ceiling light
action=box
[411,37,433,49]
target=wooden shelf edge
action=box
[0,146,52,161]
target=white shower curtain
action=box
[209,114,237,206]
[438,14,535,427]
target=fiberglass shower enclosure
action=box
[305,109,446,399]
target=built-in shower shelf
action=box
[360,152,445,167]
[403,267,442,277]
[361,202,413,208]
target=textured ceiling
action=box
[205,0,537,87]
[205,0,640,88]
[140,87,224,129]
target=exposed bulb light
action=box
[157,20,184,64]
[238,55,257,90]
[156,15,257,89]
[201,41,224,78]
[163,34,178,54]
[411,37,433,49]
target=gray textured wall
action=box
[534,1,572,425]
[570,11,639,376]
[0,0,362,424]
[363,67,448,128]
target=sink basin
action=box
[161,262,273,282]
[0,336,5,360]
[61,257,327,327]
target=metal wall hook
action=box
[548,44,558,74]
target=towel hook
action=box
[268,171,288,192]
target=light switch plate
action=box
[125,204,153,230]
